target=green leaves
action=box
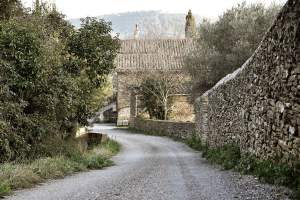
[185,3,281,98]
[68,17,120,87]
[0,13,119,162]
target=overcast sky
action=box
[21,0,287,19]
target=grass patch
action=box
[0,139,120,197]
[0,182,11,196]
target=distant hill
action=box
[69,11,201,39]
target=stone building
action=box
[115,11,196,125]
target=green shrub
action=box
[0,12,120,164]
[202,144,241,170]
[84,155,113,169]
[220,144,241,170]
[253,160,294,186]
[203,148,222,164]
[184,134,203,151]
[0,182,11,197]
[293,178,300,199]
[236,153,257,174]
[100,140,121,155]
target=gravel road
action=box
[6,124,290,200]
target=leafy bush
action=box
[0,182,11,197]
[184,133,203,151]
[99,139,121,156]
[253,160,294,186]
[0,4,120,163]
[220,145,241,170]
[202,144,241,170]
[236,153,257,174]
[84,155,113,169]
[294,178,300,199]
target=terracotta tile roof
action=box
[116,39,195,71]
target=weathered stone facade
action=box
[116,39,195,125]
[131,117,195,139]
[195,0,300,166]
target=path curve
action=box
[6,124,289,200]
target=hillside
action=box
[69,11,201,39]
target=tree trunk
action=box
[163,98,168,120]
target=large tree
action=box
[0,8,120,162]
[185,2,281,99]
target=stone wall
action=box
[131,117,195,139]
[195,0,300,166]
[117,72,133,126]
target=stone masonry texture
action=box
[131,117,195,139]
[195,0,300,166]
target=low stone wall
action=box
[76,133,106,151]
[195,0,300,166]
[131,117,195,139]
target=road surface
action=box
[7,124,290,200]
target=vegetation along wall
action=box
[195,0,300,166]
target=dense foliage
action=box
[0,2,120,162]
[185,2,281,98]
[0,0,24,20]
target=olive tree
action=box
[185,2,281,100]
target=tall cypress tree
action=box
[185,10,196,38]
[34,0,42,16]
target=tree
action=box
[68,17,120,87]
[184,2,281,99]
[138,72,184,120]
[34,0,41,16]
[0,7,120,162]
[67,17,120,124]
[0,0,24,20]
[185,10,196,38]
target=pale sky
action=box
[21,0,287,19]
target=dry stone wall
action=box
[195,0,300,166]
[131,118,195,139]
